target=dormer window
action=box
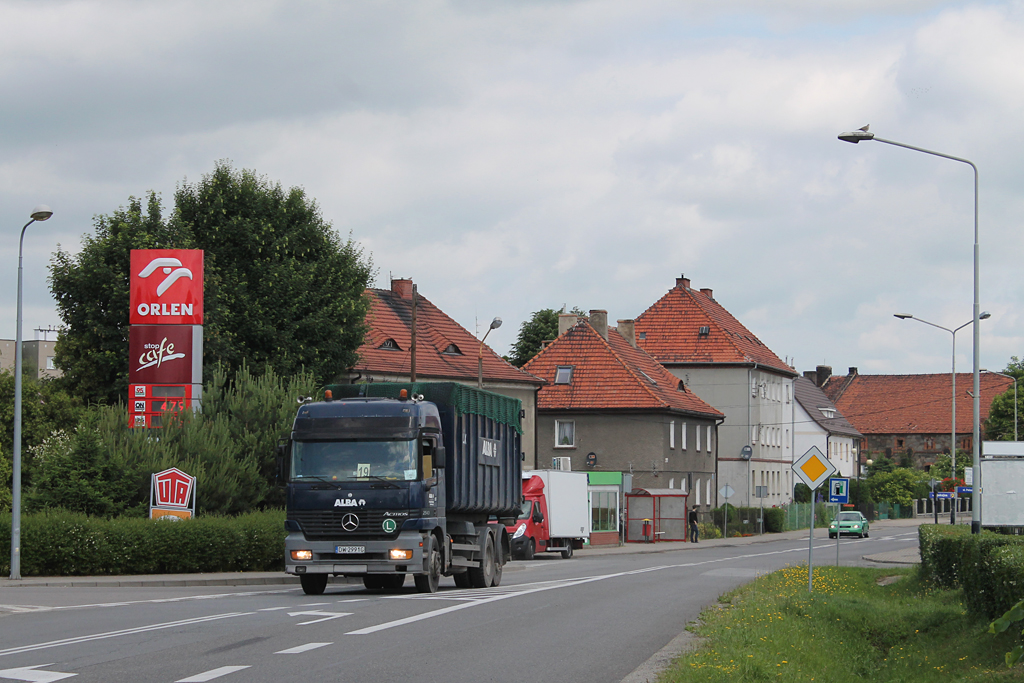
[819,407,836,419]
[442,343,462,355]
[378,338,401,351]
[678,380,686,392]
[638,332,646,340]
[554,366,574,384]
[698,326,710,337]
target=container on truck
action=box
[281,383,522,594]
[507,469,591,559]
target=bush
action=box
[763,507,784,533]
[697,522,722,540]
[0,509,285,576]
[918,524,972,588]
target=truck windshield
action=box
[292,440,419,482]
[517,500,533,519]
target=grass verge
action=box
[659,565,1024,682]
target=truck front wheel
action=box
[300,574,328,595]
[468,532,495,588]
[523,538,535,561]
[415,544,441,594]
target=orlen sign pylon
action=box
[129,250,203,428]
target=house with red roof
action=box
[348,278,545,466]
[524,309,724,538]
[819,366,1012,467]
[634,275,799,507]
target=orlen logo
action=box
[130,249,203,325]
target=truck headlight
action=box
[291,550,313,561]
[390,549,413,560]
[513,523,526,539]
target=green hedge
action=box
[919,524,1024,619]
[0,509,286,576]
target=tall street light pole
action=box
[10,205,53,581]
[981,369,1018,442]
[840,127,983,534]
[895,312,989,524]
[477,317,502,389]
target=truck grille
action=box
[290,510,405,540]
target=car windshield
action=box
[517,500,533,519]
[838,512,861,521]
[292,439,419,481]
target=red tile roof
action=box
[523,319,723,418]
[634,278,795,376]
[353,284,543,385]
[826,372,1012,435]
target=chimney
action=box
[815,365,832,388]
[391,278,413,299]
[699,287,713,299]
[617,319,636,347]
[675,274,690,290]
[848,367,858,376]
[803,370,817,382]
[589,310,608,340]
[558,313,580,337]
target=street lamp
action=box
[10,204,53,581]
[842,127,984,534]
[981,369,1018,442]
[894,311,990,524]
[477,317,502,389]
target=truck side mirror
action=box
[533,508,543,524]
[275,440,289,484]
[434,445,446,469]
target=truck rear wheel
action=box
[468,532,495,588]
[560,541,573,559]
[453,571,472,588]
[415,544,441,594]
[491,543,503,587]
[300,574,328,595]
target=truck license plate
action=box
[336,545,365,554]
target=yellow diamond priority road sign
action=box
[793,446,836,490]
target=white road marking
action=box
[257,606,294,611]
[0,589,297,615]
[175,666,250,682]
[274,642,333,654]
[348,536,921,634]
[0,664,77,682]
[288,611,352,625]
[336,599,368,603]
[0,613,253,658]
[300,602,331,607]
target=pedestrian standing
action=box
[688,506,699,543]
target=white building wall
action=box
[794,401,858,478]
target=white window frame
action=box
[696,422,701,451]
[669,421,675,449]
[554,366,574,385]
[555,420,576,448]
[706,425,712,452]
[681,422,687,450]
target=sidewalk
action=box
[2,518,930,588]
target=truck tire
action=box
[415,544,441,594]
[491,543,503,587]
[560,541,573,559]
[523,538,535,561]
[453,571,472,588]
[468,532,495,588]
[300,574,328,595]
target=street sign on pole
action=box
[719,484,735,499]
[718,484,734,538]
[792,446,837,593]
[828,477,849,504]
[964,467,973,485]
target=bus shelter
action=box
[625,488,688,542]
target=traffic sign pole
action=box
[792,446,837,594]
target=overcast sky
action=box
[2,0,1022,378]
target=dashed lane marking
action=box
[175,665,250,682]
[274,643,333,654]
[287,611,352,625]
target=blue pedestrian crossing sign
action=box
[828,477,849,504]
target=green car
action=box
[828,511,869,539]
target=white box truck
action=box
[506,470,592,559]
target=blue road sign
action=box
[956,486,972,496]
[929,491,955,500]
[828,477,849,504]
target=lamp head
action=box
[894,313,913,320]
[838,129,875,144]
[489,317,502,330]
[30,205,53,222]
[980,311,992,320]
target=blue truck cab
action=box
[282,382,522,595]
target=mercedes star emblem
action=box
[341,513,359,532]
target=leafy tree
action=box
[508,306,585,367]
[985,356,1024,441]
[866,455,895,477]
[869,468,924,507]
[49,162,374,405]
[793,482,811,503]
[928,450,967,482]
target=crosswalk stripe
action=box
[175,665,250,682]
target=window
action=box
[786,384,791,403]
[751,376,757,397]
[706,425,712,452]
[696,423,701,451]
[555,420,575,448]
[751,425,758,444]
[46,356,56,370]
[554,366,574,384]
[681,422,687,450]
[378,338,401,350]
[819,407,836,419]
[638,331,646,340]
[669,421,675,449]
[590,490,619,532]
[442,343,462,355]
[696,478,702,505]
[896,438,905,449]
